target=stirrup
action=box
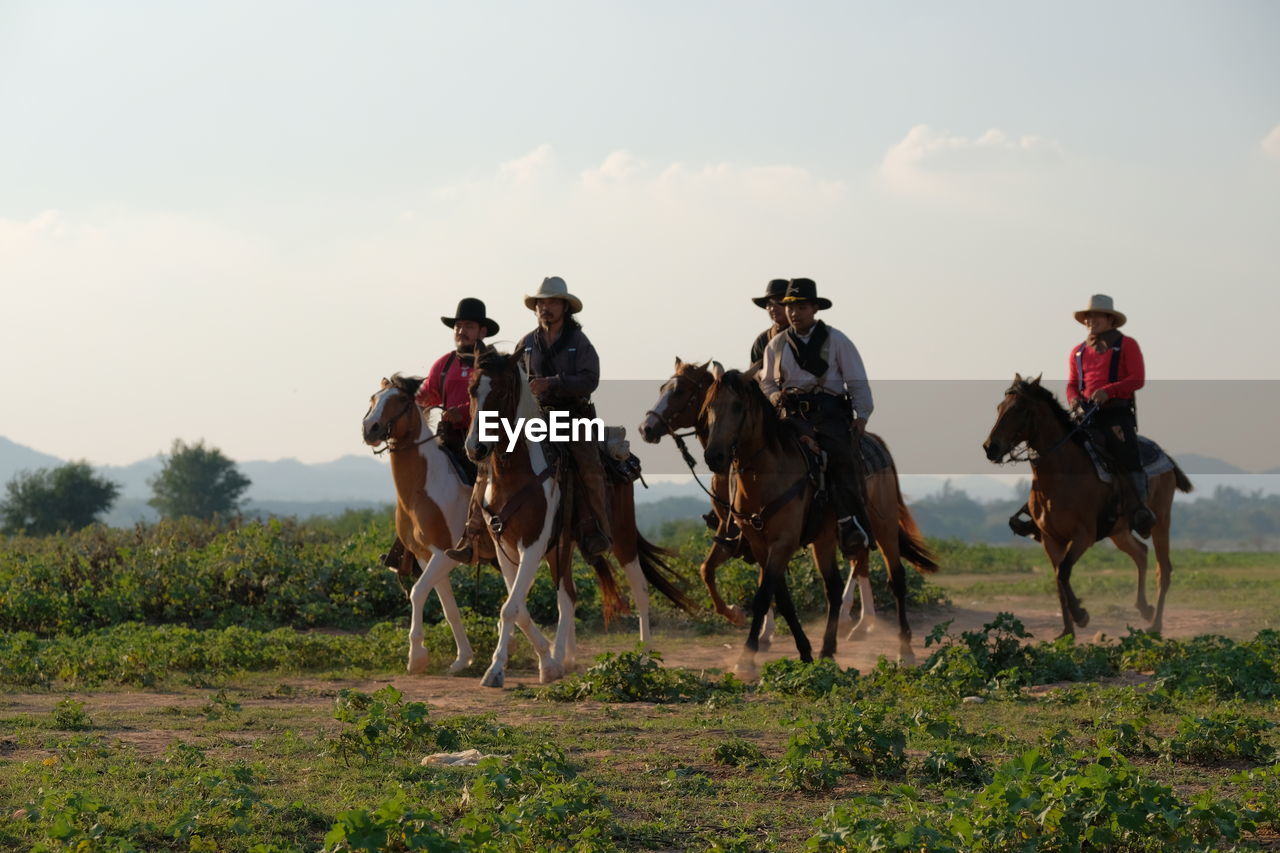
[1130,506,1155,539]
[1008,513,1040,539]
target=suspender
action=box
[1075,332,1124,394]
[439,352,457,405]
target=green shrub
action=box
[538,647,738,703]
[758,657,859,699]
[1162,711,1276,765]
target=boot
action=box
[578,524,611,559]
[1008,503,1040,539]
[380,537,406,571]
[837,515,870,555]
[1128,472,1155,538]
[571,444,613,557]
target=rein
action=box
[646,373,730,511]
[1004,399,1098,465]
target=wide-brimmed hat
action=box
[441,298,499,336]
[780,278,832,311]
[1073,294,1127,328]
[523,276,583,314]
[752,279,791,308]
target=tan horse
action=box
[983,375,1192,636]
[465,350,695,687]
[638,358,937,645]
[361,375,475,675]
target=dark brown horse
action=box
[700,365,920,676]
[465,350,694,687]
[639,358,937,646]
[983,375,1192,636]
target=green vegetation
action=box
[148,438,252,521]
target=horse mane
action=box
[1011,377,1074,434]
[389,373,424,398]
[707,369,791,450]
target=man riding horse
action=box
[447,276,613,561]
[758,278,876,554]
[749,278,791,372]
[1008,294,1156,539]
[381,297,498,570]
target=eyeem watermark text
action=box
[477,411,604,452]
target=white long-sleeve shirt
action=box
[759,324,874,420]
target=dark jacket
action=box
[519,323,600,408]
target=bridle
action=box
[997,388,1096,465]
[647,372,731,510]
[368,388,436,455]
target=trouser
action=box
[566,440,612,545]
[790,394,874,552]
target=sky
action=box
[1,1,1278,467]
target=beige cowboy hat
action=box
[524,276,583,314]
[1073,294,1127,328]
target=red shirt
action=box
[1066,334,1145,405]
[415,352,475,425]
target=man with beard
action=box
[749,278,791,372]
[759,278,877,554]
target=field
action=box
[1,518,1279,851]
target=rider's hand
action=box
[769,391,783,407]
[529,377,553,396]
[1089,389,1109,405]
[851,417,868,437]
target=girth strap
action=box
[481,461,557,536]
[731,475,808,531]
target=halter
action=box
[646,372,730,510]
[1000,390,1097,465]
[369,389,437,455]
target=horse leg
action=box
[886,551,915,664]
[844,557,879,641]
[1110,529,1153,622]
[1150,506,1174,635]
[814,537,843,659]
[619,555,652,646]
[1047,535,1092,639]
[701,540,746,627]
[406,552,463,674]
[482,547,554,688]
[758,609,775,653]
[734,565,777,681]
[772,571,813,663]
[549,542,577,674]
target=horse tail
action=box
[636,535,699,614]
[1172,462,1193,494]
[587,555,628,626]
[895,481,940,574]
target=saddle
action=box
[600,425,644,484]
[440,440,478,486]
[1080,432,1174,484]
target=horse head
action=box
[983,372,1061,462]
[639,357,715,444]
[701,367,759,474]
[465,349,530,463]
[363,375,425,447]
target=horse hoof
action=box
[898,649,916,666]
[480,669,505,689]
[726,606,748,628]
[540,660,564,684]
[1149,621,1163,635]
[446,656,472,675]
[407,650,429,675]
[733,660,759,682]
[1055,630,1076,642]
[1137,603,1154,621]
[846,624,870,642]
[1073,609,1090,629]
[757,638,772,654]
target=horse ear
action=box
[1013,372,1023,384]
[380,377,390,388]
[710,360,725,380]
[1032,373,1043,386]
[674,356,683,369]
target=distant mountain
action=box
[0,436,67,485]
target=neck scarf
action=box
[785,320,829,376]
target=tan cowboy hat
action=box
[1073,294,1127,328]
[524,276,583,314]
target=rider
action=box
[446,277,612,561]
[749,279,791,371]
[1008,294,1155,539]
[759,278,877,554]
[381,297,497,570]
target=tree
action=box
[0,461,121,535]
[148,439,251,520]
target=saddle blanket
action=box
[1086,435,1174,484]
[859,433,892,475]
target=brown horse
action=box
[361,375,475,675]
[639,358,937,646]
[983,375,1192,636]
[465,350,694,687]
[701,365,921,675]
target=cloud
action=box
[879,124,1063,198]
[497,144,554,184]
[1263,125,1280,159]
[580,150,639,190]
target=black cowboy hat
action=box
[441,298,499,336]
[780,278,832,310]
[751,278,791,308]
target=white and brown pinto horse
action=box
[466,350,694,688]
[361,375,474,675]
[639,358,937,648]
[983,375,1192,637]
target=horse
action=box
[361,375,475,676]
[465,350,695,688]
[982,374,1193,637]
[638,358,937,646]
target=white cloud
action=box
[879,124,1063,198]
[580,150,639,189]
[497,144,554,184]
[1262,125,1280,159]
